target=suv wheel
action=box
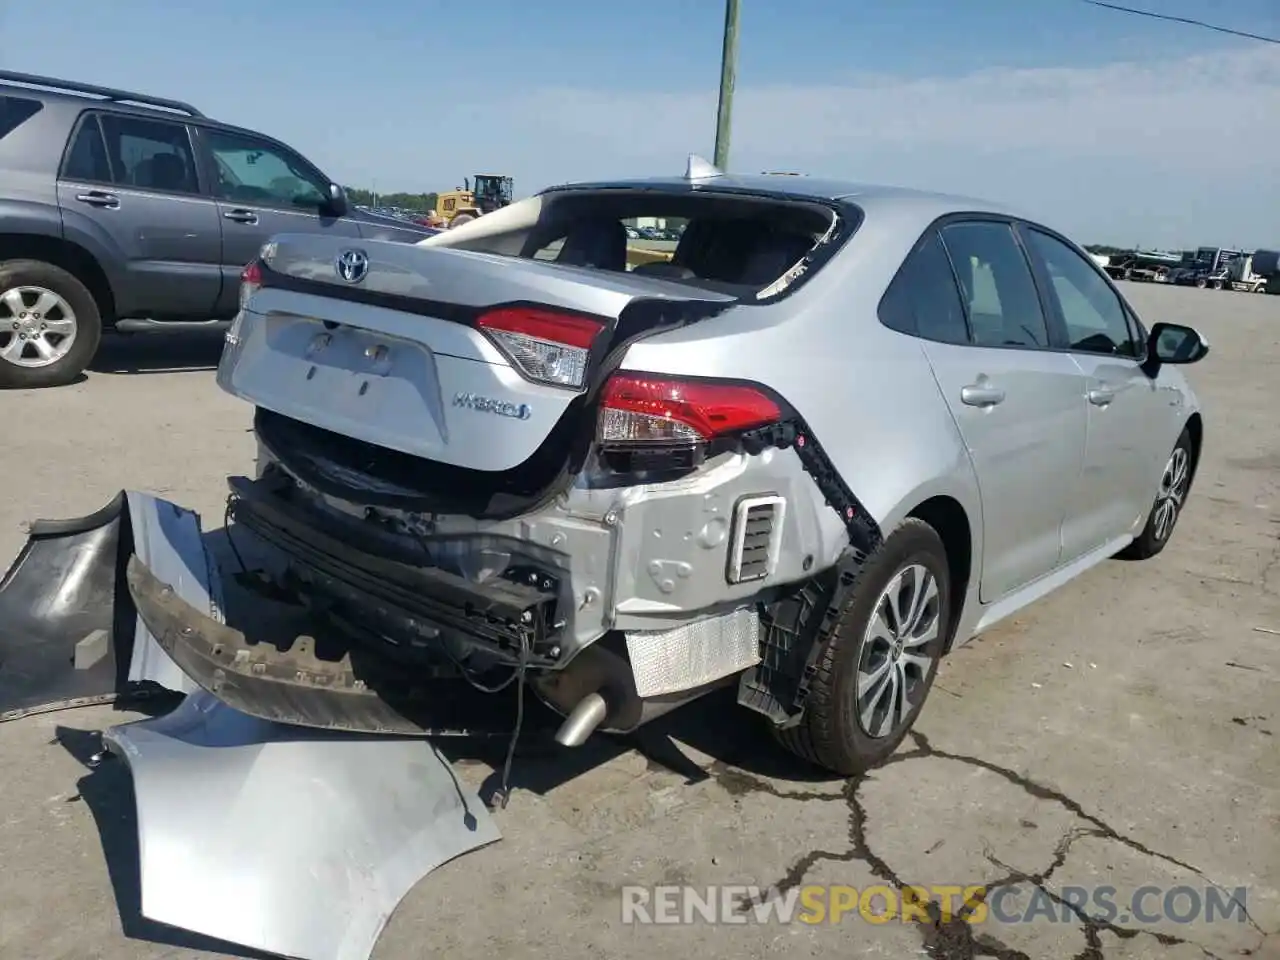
[775,518,950,775]
[1117,428,1194,561]
[0,260,102,389]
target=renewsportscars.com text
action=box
[620,883,1250,926]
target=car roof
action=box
[0,78,271,135]
[541,172,1027,221]
[0,79,322,157]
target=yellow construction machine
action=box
[432,174,514,228]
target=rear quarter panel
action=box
[618,197,984,572]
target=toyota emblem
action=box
[335,248,370,284]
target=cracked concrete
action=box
[1,285,1278,960]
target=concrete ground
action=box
[0,285,1277,960]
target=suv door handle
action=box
[960,383,1005,407]
[223,209,258,224]
[75,191,120,209]
[1087,387,1115,406]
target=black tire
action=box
[775,518,952,775]
[1117,427,1194,561]
[0,259,102,389]
[1195,278,1208,289]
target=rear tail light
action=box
[476,306,605,389]
[226,259,264,346]
[598,374,781,446]
[239,259,263,310]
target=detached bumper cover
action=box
[103,690,501,960]
[0,491,212,721]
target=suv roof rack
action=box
[0,70,205,118]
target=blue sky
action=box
[3,0,1278,247]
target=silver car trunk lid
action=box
[217,234,737,475]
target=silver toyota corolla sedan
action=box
[1,158,1210,780]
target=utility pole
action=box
[713,0,740,170]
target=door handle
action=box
[1087,387,1115,406]
[960,383,1005,407]
[75,191,120,209]
[223,209,259,224]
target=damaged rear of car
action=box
[125,170,882,761]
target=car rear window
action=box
[436,187,858,301]
[0,96,43,140]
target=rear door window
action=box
[939,221,1050,349]
[97,114,200,195]
[0,96,42,140]
[879,230,970,345]
[61,116,113,182]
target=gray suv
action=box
[0,71,436,389]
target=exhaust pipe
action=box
[536,638,738,747]
[554,691,609,747]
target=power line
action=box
[1076,0,1280,44]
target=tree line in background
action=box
[344,187,439,213]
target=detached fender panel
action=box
[0,491,213,721]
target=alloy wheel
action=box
[0,286,78,368]
[855,563,940,739]
[1153,446,1190,542]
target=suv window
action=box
[879,230,970,344]
[206,129,327,209]
[62,116,112,182]
[939,221,1049,349]
[0,96,42,140]
[97,114,199,194]
[1023,227,1141,358]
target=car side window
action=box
[1023,228,1141,358]
[939,222,1050,349]
[0,96,42,140]
[61,116,113,183]
[97,114,199,195]
[879,231,970,344]
[205,129,327,210]
[1123,302,1148,357]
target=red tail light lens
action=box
[239,259,263,309]
[598,374,781,445]
[476,306,605,389]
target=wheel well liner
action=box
[1184,412,1203,490]
[0,233,116,323]
[738,493,972,725]
[906,495,972,652]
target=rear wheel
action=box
[1117,428,1193,561]
[774,519,950,775]
[0,260,102,389]
[1195,278,1208,289]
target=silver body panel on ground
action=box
[0,490,212,719]
[103,690,501,960]
[120,492,216,695]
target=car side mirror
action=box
[326,183,349,217]
[1142,321,1209,375]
